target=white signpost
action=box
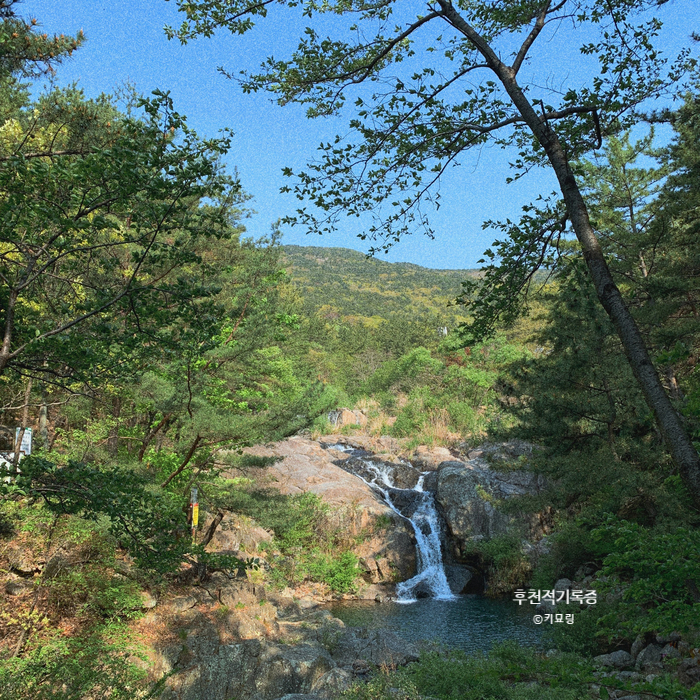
[15,427,32,456]
[1,427,32,471]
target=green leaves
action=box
[0,83,242,386]
[4,456,194,575]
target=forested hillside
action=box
[282,244,477,324]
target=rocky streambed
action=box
[140,435,555,699]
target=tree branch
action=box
[161,434,201,488]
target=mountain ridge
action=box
[281,244,479,322]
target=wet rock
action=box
[421,471,438,493]
[389,462,421,490]
[444,564,473,595]
[593,650,633,669]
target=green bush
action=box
[390,403,426,437]
[222,488,361,592]
[446,400,477,434]
[306,551,358,593]
[468,532,531,594]
[0,624,160,700]
[588,517,700,636]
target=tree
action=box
[167,0,700,505]
[0,84,240,388]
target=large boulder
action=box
[444,565,473,595]
[412,446,453,471]
[157,638,334,700]
[202,512,274,558]
[593,650,633,669]
[435,458,546,549]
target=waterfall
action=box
[324,444,456,603]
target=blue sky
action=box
[25,0,700,269]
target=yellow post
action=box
[190,487,198,543]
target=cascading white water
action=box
[394,491,455,602]
[325,444,456,603]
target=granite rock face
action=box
[244,438,417,585]
[435,457,547,550]
[148,592,419,700]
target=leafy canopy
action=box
[167,0,695,253]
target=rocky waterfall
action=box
[322,444,456,602]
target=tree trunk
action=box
[108,396,121,458]
[138,412,173,462]
[39,385,49,450]
[518,100,700,506]
[439,3,700,507]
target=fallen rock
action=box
[4,579,32,595]
[635,644,662,672]
[169,595,197,614]
[593,650,633,669]
[678,657,700,687]
[660,643,680,661]
[444,564,473,595]
[203,512,273,556]
[554,578,572,593]
[141,591,157,609]
[310,667,353,698]
[6,545,36,575]
[42,552,69,579]
[630,634,645,661]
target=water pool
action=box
[327,595,543,654]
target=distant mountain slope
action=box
[281,245,478,322]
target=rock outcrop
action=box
[143,579,419,700]
[434,451,547,557]
[244,438,417,587]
